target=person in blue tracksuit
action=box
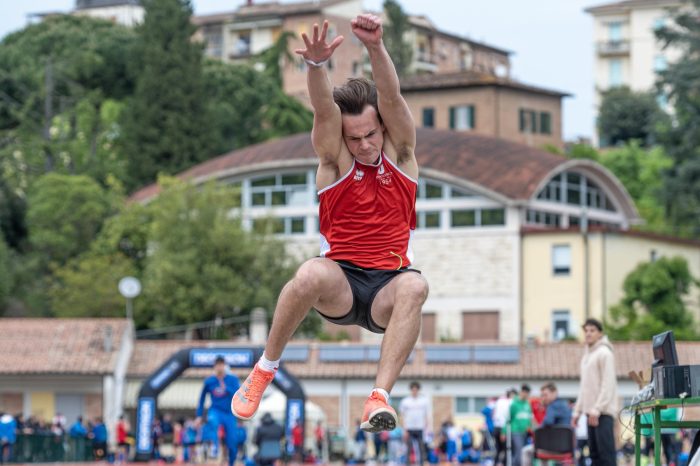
[196,356,241,466]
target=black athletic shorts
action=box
[316,260,421,334]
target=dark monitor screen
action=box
[652,330,679,368]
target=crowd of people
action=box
[0,412,110,462]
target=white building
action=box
[585,0,683,145]
[72,0,144,27]
[130,128,641,344]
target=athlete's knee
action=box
[396,273,429,304]
[290,258,329,295]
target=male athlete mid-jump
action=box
[232,13,428,433]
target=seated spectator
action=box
[521,382,572,466]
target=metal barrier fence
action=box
[7,435,101,463]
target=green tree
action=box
[565,143,600,162]
[263,90,314,139]
[204,60,312,154]
[120,0,215,191]
[607,256,699,340]
[0,237,11,307]
[599,141,672,233]
[597,86,666,147]
[655,1,700,236]
[0,178,27,250]
[50,253,137,318]
[0,15,136,191]
[26,173,113,265]
[137,178,299,332]
[48,199,151,319]
[382,0,413,78]
[256,31,295,87]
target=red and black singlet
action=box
[318,152,417,270]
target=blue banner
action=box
[136,397,155,454]
[285,398,304,454]
[189,349,254,368]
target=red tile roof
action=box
[0,318,130,375]
[127,340,695,381]
[128,128,568,204]
[400,71,570,98]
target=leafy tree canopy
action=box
[607,256,699,340]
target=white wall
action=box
[74,5,144,27]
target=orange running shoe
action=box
[231,363,276,420]
[360,391,398,432]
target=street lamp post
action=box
[118,276,141,320]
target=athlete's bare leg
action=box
[263,257,353,360]
[370,272,429,391]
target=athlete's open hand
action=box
[351,14,383,46]
[294,20,344,65]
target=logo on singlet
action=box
[354,168,365,181]
[377,164,392,186]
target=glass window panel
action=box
[271,190,287,206]
[425,182,443,199]
[608,22,622,41]
[451,210,476,227]
[605,197,616,212]
[288,188,308,206]
[424,211,440,229]
[481,209,505,226]
[251,192,266,206]
[567,188,581,205]
[423,107,435,128]
[473,397,487,413]
[539,112,551,135]
[552,310,571,341]
[290,217,305,233]
[281,173,307,185]
[552,245,571,276]
[567,173,581,185]
[456,397,471,413]
[570,216,580,226]
[251,176,276,187]
[451,188,472,198]
[609,59,623,86]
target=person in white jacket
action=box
[572,318,618,466]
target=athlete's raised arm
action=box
[351,14,416,165]
[294,21,345,163]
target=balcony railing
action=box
[597,40,630,56]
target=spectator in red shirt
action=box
[116,414,130,463]
[292,421,304,461]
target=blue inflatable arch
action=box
[134,347,305,461]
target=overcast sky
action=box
[0,0,600,140]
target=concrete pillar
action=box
[250,308,268,344]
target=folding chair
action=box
[533,425,575,466]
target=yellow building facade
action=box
[523,229,700,342]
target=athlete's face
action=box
[341,105,385,164]
[214,361,226,378]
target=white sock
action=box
[258,353,280,372]
[372,388,390,403]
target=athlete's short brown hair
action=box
[333,77,382,124]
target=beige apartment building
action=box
[192,0,566,145]
[404,15,511,76]
[192,0,516,102]
[401,71,568,148]
[585,0,683,145]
